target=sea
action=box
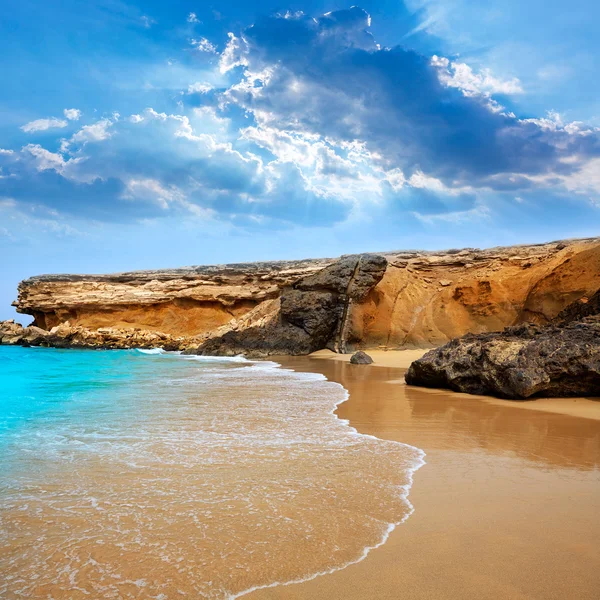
[0,345,424,599]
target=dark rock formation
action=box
[555,289,600,324]
[350,351,374,365]
[405,319,600,399]
[196,254,388,357]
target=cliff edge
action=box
[8,237,600,354]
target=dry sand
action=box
[249,350,600,600]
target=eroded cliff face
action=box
[349,237,600,348]
[10,237,600,354]
[13,259,334,336]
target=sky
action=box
[1,0,599,321]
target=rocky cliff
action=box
[8,237,600,354]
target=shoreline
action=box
[249,351,600,600]
[311,348,600,421]
[229,355,427,600]
[2,345,599,598]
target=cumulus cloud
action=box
[70,118,114,144]
[431,55,523,98]
[219,8,600,196]
[4,106,350,226]
[191,37,217,54]
[219,33,248,73]
[5,7,600,231]
[187,82,213,94]
[21,118,68,133]
[22,144,78,173]
[63,108,82,121]
[122,178,184,209]
[187,12,200,23]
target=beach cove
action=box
[252,350,600,600]
[2,345,598,598]
[0,346,425,599]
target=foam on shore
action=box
[0,346,425,599]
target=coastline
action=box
[311,349,600,421]
[248,351,600,600]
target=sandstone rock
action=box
[8,237,600,353]
[405,319,600,399]
[0,319,189,351]
[439,279,452,287]
[0,320,25,345]
[21,326,49,346]
[196,255,388,357]
[350,351,374,365]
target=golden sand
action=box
[311,348,600,421]
[250,352,600,599]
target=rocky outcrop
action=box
[13,259,335,335]
[405,306,600,399]
[7,237,600,355]
[195,255,388,356]
[0,320,188,350]
[352,237,600,349]
[555,289,600,324]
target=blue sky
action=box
[1,0,599,320]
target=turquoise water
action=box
[0,345,423,599]
[1,346,150,438]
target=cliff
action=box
[9,237,600,354]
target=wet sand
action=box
[312,349,600,421]
[251,351,600,600]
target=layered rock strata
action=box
[0,320,187,350]
[7,237,600,355]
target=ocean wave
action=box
[0,345,425,600]
[135,347,167,355]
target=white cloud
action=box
[63,108,82,121]
[141,15,155,28]
[22,144,80,174]
[187,12,200,23]
[0,149,14,155]
[431,55,523,97]
[70,118,114,144]
[187,82,213,94]
[219,33,248,73]
[191,37,217,54]
[21,118,68,133]
[122,178,183,209]
[129,114,144,123]
[408,171,448,192]
[413,203,491,225]
[520,110,596,136]
[192,106,229,128]
[122,177,215,219]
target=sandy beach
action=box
[250,350,600,600]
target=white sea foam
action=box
[0,349,426,600]
[159,351,426,599]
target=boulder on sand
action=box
[405,318,600,399]
[350,351,374,365]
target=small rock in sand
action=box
[350,351,374,365]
